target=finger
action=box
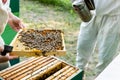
[19,22,26,28]
[12,25,21,32]
[7,56,18,60]
[0,47,4,52]
[12,26,19,32]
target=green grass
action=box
[36,0,72,11]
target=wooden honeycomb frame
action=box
[0,57,80,80]
[10,29,66,57]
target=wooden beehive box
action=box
[0,57,83,80]
[10,29,66,57]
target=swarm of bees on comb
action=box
[18,29,64,52]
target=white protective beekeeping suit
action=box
[72,0,120,75]
[0,0,11,70]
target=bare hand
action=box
[8,12,26,32]
[0,54,18,63]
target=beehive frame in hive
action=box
[10,29,66,57]
[0,56,82,80]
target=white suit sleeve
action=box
[0,0,10,53]
[0,36,5,53]
[4,0,11,12]
[0,0,3,7]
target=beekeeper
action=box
[72,0,120,77]
[0,0,25,70]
